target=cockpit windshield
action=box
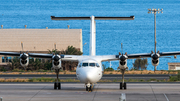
[82,63,88,67]
[96,63,100,67]
[89,63,95,67]
[81,62,100,67]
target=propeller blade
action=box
[21,42,23,52]
[155,41,156,53]
[121,43,123,54]
[151,51,153,54]
[157,51,160,54]
[54,43,56,50]
[125,52,127,55]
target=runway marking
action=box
[149,84,157,101]
[119,93,126,101]
[164,93,169,101]
[28,84,48,101]
[92,84,100,101]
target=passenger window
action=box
[96,63,100,67]
[82,63,88,67]
[89,63,95,67]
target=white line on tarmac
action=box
[164,93,169,101]
[119,93,126,101]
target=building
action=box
[168,63,180,70]
[0,28,82,70]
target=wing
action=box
[159,51,180,57]
[99,51,180,62]
[0,51,20,56]
[0,51,83,61]
[98,53,151,62]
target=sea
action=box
[0,0,180,70]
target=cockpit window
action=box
[89,63,95,67]
[96,63,100,67]
[82,63,88,67]
[78,63,82,67]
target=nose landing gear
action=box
[86,83,92,92]
[54,69,61,90]
[120,68,127,90]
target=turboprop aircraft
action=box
[1,15,180,92]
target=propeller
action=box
[118,43,128,65]
[20,42,28,60]
[52,43,63,66]
[19,42,29,67]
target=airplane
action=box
[1,15,180,92]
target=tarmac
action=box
[0,83,180,101]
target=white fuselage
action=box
[76,59,103,83]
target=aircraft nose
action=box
[78,68,100,83]
[86,72,94,82]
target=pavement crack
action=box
[149,83,157,101]
[28,84,47,101]
[92,84,100,101]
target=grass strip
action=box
[0,77,178,82]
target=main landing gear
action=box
[54,69,61,90]
[86,83,92,92]
[120,69,126,90]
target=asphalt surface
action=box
[0,83,180,101]
[0,74,176,80]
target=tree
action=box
[64,46,83,55]
[132,58,148,70]
[11,57,21,70]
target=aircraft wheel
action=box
[58,82,61,89]
[87,86,92,92]
[124,82,126,89]
[90,86,92,91]
[54,83,57,89]
[120,82,122,89]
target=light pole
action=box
[148,8,163,71]
[148,8,163,53]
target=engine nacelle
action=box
[151,53,160,66]
[20,53,29,68]
[119,60,127,69]
[118,55,128,70]
[52,55,62,69]
[151,58,159,66]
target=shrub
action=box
[169,76,178,81]
[104,67,114,71]
[12,69,20,72]
[37,69,45,72]
[0,67,6,72]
